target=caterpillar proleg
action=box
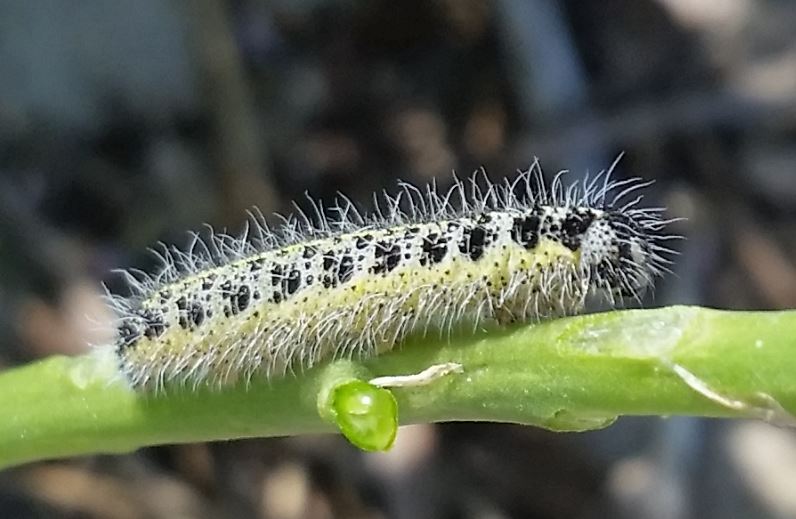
[109,160,676,391]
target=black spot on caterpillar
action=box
[108,160,678,390]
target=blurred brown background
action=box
[1,1,795,518]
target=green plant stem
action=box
[1,306,795,469]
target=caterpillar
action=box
[109,159,676,391]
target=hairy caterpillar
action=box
[109,160,676,391]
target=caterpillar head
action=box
[579,211,657,300]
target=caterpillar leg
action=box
[369,362,463,388]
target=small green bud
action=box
[331,380,397,451]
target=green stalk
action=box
[1,306,795,469]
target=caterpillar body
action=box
[111,162,675,391]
